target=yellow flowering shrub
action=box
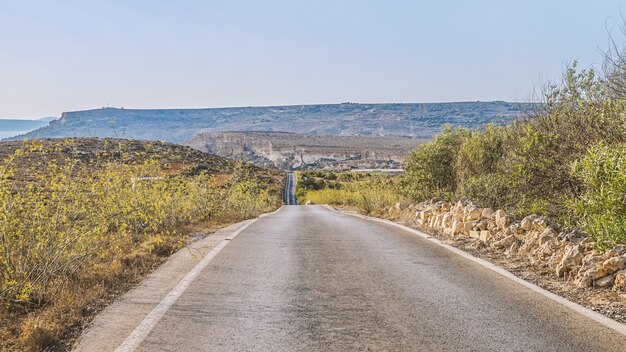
[0,139,281,308]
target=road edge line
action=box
[328,206,626,336]
[114,215,264,351]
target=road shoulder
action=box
[73,219,256,351]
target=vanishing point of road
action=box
[75,175,626,351]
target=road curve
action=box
[76,206,626,351]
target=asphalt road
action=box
[283,173,298,205]
[76,206,626,351]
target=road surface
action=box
[283,172,298,205]
[76,206,626,351]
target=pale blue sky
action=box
[1,0,625,118]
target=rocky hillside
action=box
[10,102,529,144]
[0,138,246,181]
[186,131,422,170]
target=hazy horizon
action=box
[2,0,625,119]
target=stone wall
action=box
[385,198,626,291]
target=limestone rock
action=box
[601,256,626,275]
[451,220,464,234]
[555,244,583,277]
[576,266,610,288]
[520,215,538,231]
[595,274,616,288]
[506,241,521,257]
[494,209,506,221]
[463,221,477,236]
[477,220,489,231]
[453,207,464,221]
[467,207,482,221]
[614,269,626,292]
[494,210,512,229]
[533,217,551,232]
[604,244,626,258]
[481,208,494,219]
[388,203,401,219]
[491,234,516,250]
[479,230,491,242]
[558,230,586,243]
[538,227,557,245]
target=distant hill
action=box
[10,102,532,144]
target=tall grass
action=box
[299,172,403,213]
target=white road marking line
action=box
[114,218,259,352]
[327,206,626,336]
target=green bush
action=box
[460,173,511,210]
[399,62,626,246]
[402,125,470,201]
[568,144,626,249]
[504,124,569,217]
[455,124,507,182]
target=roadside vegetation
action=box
[401,60,626,249]
[0,139,282,351]
[297,171,403,214]
[302,51,626,250]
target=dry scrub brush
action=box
[0,139,281,350]
[298,172,404,214]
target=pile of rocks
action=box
[386,198,626,291]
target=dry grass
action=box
[0,138,282,351]
[298,172,404,214]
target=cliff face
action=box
[186,131,421,170]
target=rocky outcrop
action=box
[186,131,417,170]
[385,199,626,292]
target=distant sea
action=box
[0,131,28,139]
